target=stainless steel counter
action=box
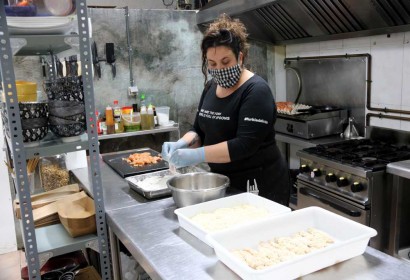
[107,201,410,280]
[386,160,410,258]
[70,157,175,212]
[72,159,410,280]
[387,160,410,179]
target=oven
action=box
[296,180,369,225]
[291,137,410,252]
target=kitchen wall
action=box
[275,32,410,168]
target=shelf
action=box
[98,123,180,140]
[5,132,91,159]
[11,34,78,56]
[36,223,97,258]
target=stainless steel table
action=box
[72,159,410,280]
[386,160,410,258]
[106,202,410,280]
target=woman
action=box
[162,14,290,206]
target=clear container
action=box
[156,106,170,126]
[39,155,70,192]
[123,112,141,132]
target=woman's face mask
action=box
[208,64,242,89]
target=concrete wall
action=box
[12,8,274,139]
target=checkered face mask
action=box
[208,64,242,89]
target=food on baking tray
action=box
[123,152,162,167]
[190,204,269,232]
[276,102,311,115]
[232,228,334,270]
[276,101,294,113]
[136,175,173,191]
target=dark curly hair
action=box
[201,14,250,85]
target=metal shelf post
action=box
[0,2,40,278]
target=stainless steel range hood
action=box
[197,0,410,45]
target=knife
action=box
[55,56,64,78]
[106,43,116,79]
[92,41,101,79]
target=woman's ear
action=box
[239,52,244,66]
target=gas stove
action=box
[302,139,410,171]
[293,137,410,252]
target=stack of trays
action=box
[45,76,86,142]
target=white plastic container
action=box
[207,206,377,280]
[156,106,170,126]
[174,193,291,246]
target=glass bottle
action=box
[140,105,149,130]
[147,105,155,129]
[113,100,124,133]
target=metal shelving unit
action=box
[0,1,111,279]
[98,123,180,140]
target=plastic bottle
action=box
[152,106,159,127]
[96,110,102,135]
[113,100,124,133]
[140,105,150,130]
[105,105,115,134]
[147,105,155,129]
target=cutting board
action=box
[102,148,169,178]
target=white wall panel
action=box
[369,44,403,106]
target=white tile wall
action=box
[402,42,410,107]
[401,106,410,131]
[370,44,404,106]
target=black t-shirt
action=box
[191,74,278,175]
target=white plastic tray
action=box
[207,206,377,280]
[174,193,291,247]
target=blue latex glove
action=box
[161,139,188,161]
[169,147,205,168]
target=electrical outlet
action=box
[128,86,138,96]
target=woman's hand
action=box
[161,139,188,161]
[169,147,205,168]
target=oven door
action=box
[295,180,370,225]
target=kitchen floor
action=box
[0,250,25,280]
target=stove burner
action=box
[304,139,410,171]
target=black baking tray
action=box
[102,148,169,178]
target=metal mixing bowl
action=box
[167,172,229,208]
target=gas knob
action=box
[311,168,322,178]
[300,164,311,173]
[325,173,337,183]
[351,182,364,192]
[337,177,349,187]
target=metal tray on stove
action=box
[102,147,168,178]
[126,166,206,199]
